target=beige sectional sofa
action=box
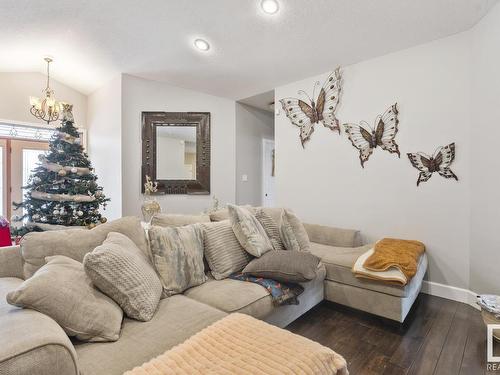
[0,210,427,375]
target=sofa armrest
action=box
[0,245,24,279]
[303,223,362,248]
[0,277,79,375]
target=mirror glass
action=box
[156,125,197,180]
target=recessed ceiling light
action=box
[194,38,210,51]
[261,0,279,14]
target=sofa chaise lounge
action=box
[0,209,427,375]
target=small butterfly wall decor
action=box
[343,103,400,168]
[280,67,342,148]
[407,143,458,186]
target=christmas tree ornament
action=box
[77,210,84,217]
[100,217,107,223]
[58,169,67,177]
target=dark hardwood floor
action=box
[287,294,500,374]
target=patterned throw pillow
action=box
[202,220,252,280]
[7,255,123,342]
[227,204,273,257]
[255,208,285,251]
[279,209,311,252]
[148,224,207,297]
[83,232,162,322]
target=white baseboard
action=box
[421,281,480,310]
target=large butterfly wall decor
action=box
[280,67,342,147]
[343,103,400,168]
[407,143,458,186]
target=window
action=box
[22,149,46,212]
[22,149,45,191]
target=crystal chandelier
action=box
[29,57,62,124]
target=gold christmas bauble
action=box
[100,217,107,223]
[58,169,67,176]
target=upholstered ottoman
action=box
[124,313,348,375]
[310,243,427,322]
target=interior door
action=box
[262,139,276,207]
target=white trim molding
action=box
[421,280,479,310]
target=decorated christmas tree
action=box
[13,104,109,235]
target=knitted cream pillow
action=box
[84,232,162,322]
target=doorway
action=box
[262,138,275,207]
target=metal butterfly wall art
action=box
[407,143,458,186]
[343,103,400,168]
[280,67,342,148]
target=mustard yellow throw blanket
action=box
[353,238,425,286]
[124,313,348,375]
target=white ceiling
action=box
[0,0,497,99]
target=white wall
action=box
[121,74,236,215]
[470,4,500,295]
[87,76,122,220]
[275,32,472,289]
[235,103,274,206]
[0,72,87,127]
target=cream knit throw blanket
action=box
[124,313,348,375]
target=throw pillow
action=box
[148,224,207,297]
[209,205,253,222]
[279,209,311,252]
[21,216,148,279]
[255,208,285,251]
[7,255,123,342]
[202,220,252,280]
[242,250,320,283]
[228,204,273,257]
[83,232,162,322]
[151,213,211,227]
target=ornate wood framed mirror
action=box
[142,112,210,194]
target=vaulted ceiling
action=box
[0,0,497,98]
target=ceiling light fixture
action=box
[29,57,62,124]
[194,38,210,51]
[261,0,279,14]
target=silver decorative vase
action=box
[141,198,161,223]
